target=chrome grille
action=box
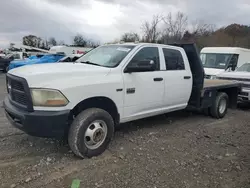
[6,74,32,110]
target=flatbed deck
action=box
[203,79,240,90]
[197,79,242,110]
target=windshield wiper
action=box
[80,61,103,67]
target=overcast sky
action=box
[0,0,250,48]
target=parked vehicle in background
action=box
[200,47,250,79]
[28,54,44,60]
[0,52,28,72]
[11,52,29,60]
[8,54,65,70]
[0,49,5,57]
[217,63,250,102]
[0,55,13,72]
[4,43,241,158]
[58,54,82,62]
[49,46,93,56]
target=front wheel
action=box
[68,108,114,158]
[210,92,229,119]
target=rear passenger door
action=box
[161,47,192,109]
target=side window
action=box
[129,47,160,71]
[163,48,185,70]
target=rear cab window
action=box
[162,48,185,70]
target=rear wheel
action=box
[68,108,114,158]
[210,92,229,119]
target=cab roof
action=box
[105,42,184,49]
[201,47,250,54]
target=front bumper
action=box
[3,97,70,138]
[238,88,250,101]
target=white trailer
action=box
[49,46,93,55]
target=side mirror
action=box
[228,61,237,71]
[124,59,156,73]
[228,56,238,71]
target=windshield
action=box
[200,53,236,69]
[76,45,135,67]
[236,63,250,72]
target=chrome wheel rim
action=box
[84,120,108,150]
[219,98,227,114]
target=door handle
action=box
[154,77,163,81]
[184,76,191,79]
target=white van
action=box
[49,46,93,55]
[200,47,250,79]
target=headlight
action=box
[31,89,69,107]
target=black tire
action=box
[210,92,229,119]
[68,108,114,158]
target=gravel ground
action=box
[0,74,249,188]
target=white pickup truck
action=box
[4,43,241,158]
[217,63,250,102]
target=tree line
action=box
[119,12,250,50]
[20,34,99,50]
[12,11,250,51]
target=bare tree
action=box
[160,12,188,44]
[73,34,87,47]
[191,20,215,36]
[86,39,100,48]
[121,32,140,42]
[141,15,163,43]
[58,40,66,45]
[9,43,15,48]
[23,35,42,47]
[48,37,57,46]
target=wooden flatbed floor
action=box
[203,79,238,89]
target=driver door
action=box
[122,46,165,122]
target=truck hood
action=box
[204,68,225,76]
[8,63,111,88]
[217,71,250,80]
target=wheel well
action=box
[217,87,239,108]
[70,97,120,124]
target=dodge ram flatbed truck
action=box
[3,43,241,158]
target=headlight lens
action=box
[31,89,69,107]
